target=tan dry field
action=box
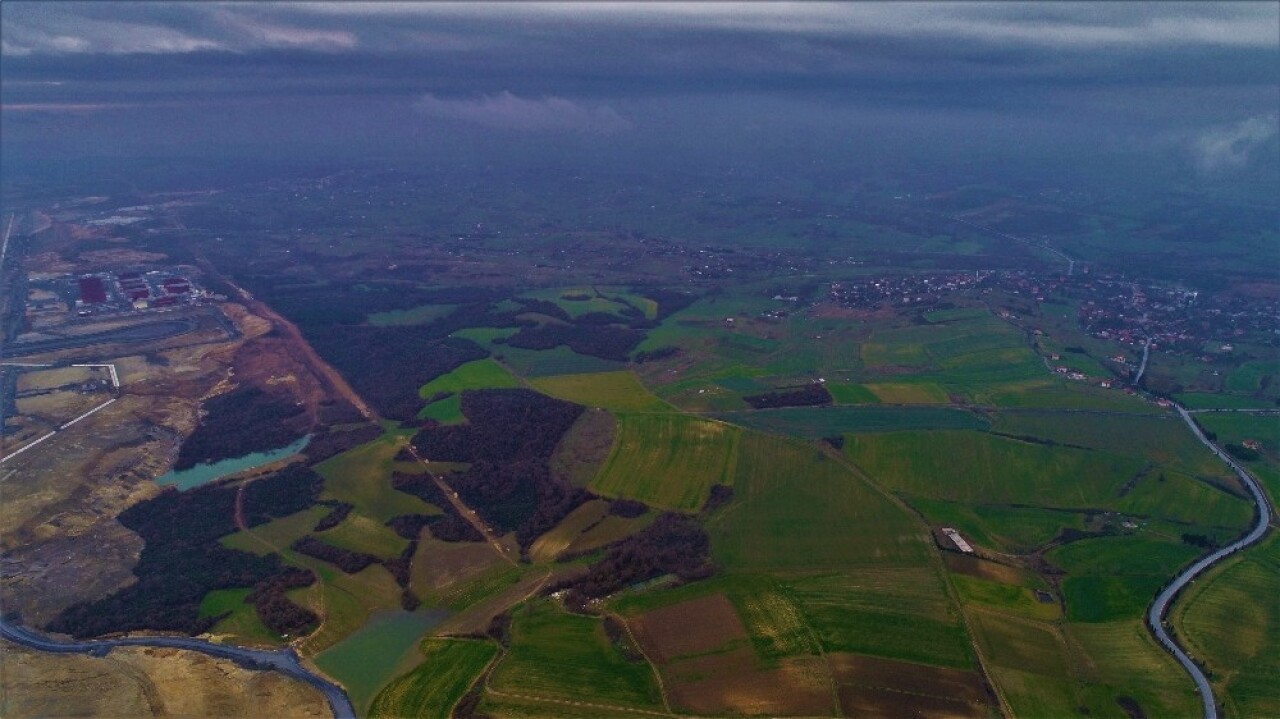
[827,653,990,719]
[14,365,98,392]
[0,640,330,719]
[14,389,108,425]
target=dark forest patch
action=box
[550,513,713,608]
[308,329,488,421]
[48,466,324,639]
[743,383,832,410]
[500,323,647,362]
[174,386,308,470]
[411,389,590,550]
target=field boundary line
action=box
[612,612,673,714]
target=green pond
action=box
[314,609,449,713]
[155,434,311,491]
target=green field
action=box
[370,638,497,719]
[315,610,447,713]
[826,382,881,405]
[530,371,671,412]
[488,599,664,709]
[1047,535,1200,622]
[846,429,1143,507]
[709,434,932,571]
[199,588,279,645]
[787,569,974,669]
[315,434,436,523]
[591,414,741,511]
[716,406,989,438]
[417,359,522,421]
[1173,534,1280,719]
[863,382,949,404]
[991,410,1233,479]
[318,513,409,559]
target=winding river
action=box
[0,617,355,719]
[1146,405,1274,719]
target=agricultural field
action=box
[1173,534,1280,719]
[710,434,933,570]
[369,638,497,719]
[417,359,522,422]
[845,429,1143,508]
[530,371,671,412]
[315,434,436,523]
[591,414,741,511]
[717,405,988,438]
[487,600,664,710]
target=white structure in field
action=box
[941,527,973,553]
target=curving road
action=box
[0,616,354,719]
[1146,405,1274,719]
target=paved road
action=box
[1146,405,1274,719]
[1132,337,1152,386]
[0,616,355,719]
[2,319,196,358]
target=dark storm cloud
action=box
[1,2,1275,176]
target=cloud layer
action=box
[414,92,632,134]
[1193,115,1280,174]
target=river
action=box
[0,616,355,719]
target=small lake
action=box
[314,609,449,713]
[155,434,311,491]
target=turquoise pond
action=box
[155,434,311,490]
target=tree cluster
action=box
[742,383,832,409]
[412,390,590,550]
[389,472,485,543]
[308,328,488,420]
[290,536,379,574]
[609,499,649,518]
[550,513,713,607]
[500,323,647,362]
[700,485,734,514]
[302,424,383,464]
[313,502,354,532]
[48,467,322,638]
[174,386,308,470]
[245,568,318,636]
[633,346,680,364]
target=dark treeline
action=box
[500,323,647,362]
[308,330,488,420]
[389,472,485,542]
[411,389,590,550]
[700,485,734,514]
[633,346,680,364]
[637,288,698,321]
[302,424,383,464]
[551,513,713,608]
[174,386,308,470]
[245,568,318,636]
[313,502,354,532]
[609,499,649,518]
[49,467,323,638]
[743,383,832,409]
[385,512,444,540]
[239,280,508,330]
[290,536,379,574]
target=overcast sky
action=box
[2,2,1276,184]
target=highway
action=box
[1146,404,1274,719]
[0,616,355,719]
